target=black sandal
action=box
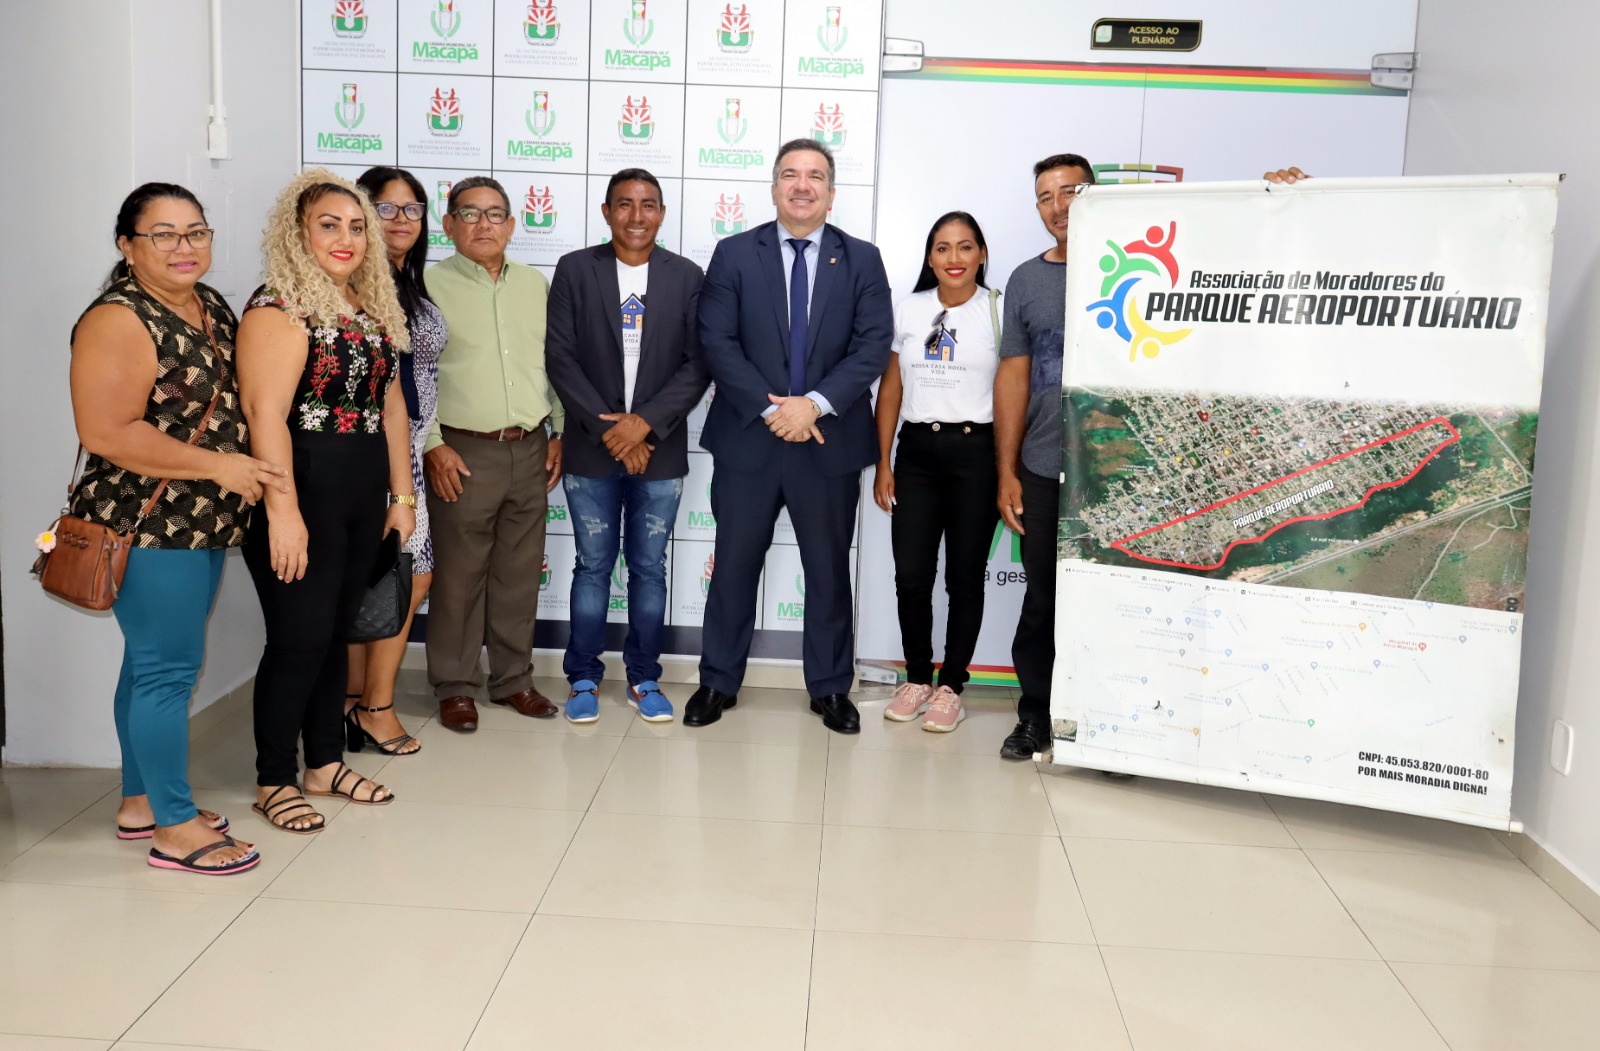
[305,764,394,806]
[252,785,326,834]
[345,702,421,756]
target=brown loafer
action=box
[438,695,479,732]
[491,686,558,718]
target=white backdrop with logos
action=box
[301,0,884,662]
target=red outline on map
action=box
[1111,417,1461,571]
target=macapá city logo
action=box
[523,185,556,230]
[610,555,629,611]
[1086,222,1192,362]
[427,181,453,249]
[713,193,747,238]
[507,89,575,162]
[698,98,763,171]
[331,0,368,37]
[606,0,671,71]
[811,102,845,147]
[414,0,480,63]
[718,4,753,52]
[687,482,716,529]
[320,82,384,155]
[618,95,655,143]
[526,0,559,43]
[777,573,805,620]
[427,88,464,136]
[798,4,865,76]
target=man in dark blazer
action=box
[685,139,894,734]
[545,168,709,724]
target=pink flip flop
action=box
[147,836,261,876]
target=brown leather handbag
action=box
[34,393,221,611]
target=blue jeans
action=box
[562,471,683,685]
[112,547,226,827]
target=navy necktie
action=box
[787,238,809,395]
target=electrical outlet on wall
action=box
[1551,720,1575,775]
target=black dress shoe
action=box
[999,720,1052,761]
[684,685,738,727]
[809,693,860,734]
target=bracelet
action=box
[390,493,417,508]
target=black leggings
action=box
[890,422,1000,693]
[246,431,388,787]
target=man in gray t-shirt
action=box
[994,153,1095,761]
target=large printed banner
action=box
[302,0,883,659]
[1048,175,1558,829]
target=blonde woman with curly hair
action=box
[237,169,415,833]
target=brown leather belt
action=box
[441,424,536,442]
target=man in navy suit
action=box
[685,139,894,734]
[545,169,709,725]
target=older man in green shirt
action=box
[423,176,566,732]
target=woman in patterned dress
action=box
[68,183,287,874]
[237,169,415,833]
[340,166,448,756]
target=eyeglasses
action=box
[129,228,214,251]
[451,206,510,225]
[923,309,950,352]
[375,202,425,221]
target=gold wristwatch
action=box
[391,493,418,508]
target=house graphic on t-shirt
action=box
[621,293,646,331]
[924,326,957,362]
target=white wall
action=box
[1,0,298,766]
[1405,2,1600,891]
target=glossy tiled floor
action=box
[3,675,1599,1050]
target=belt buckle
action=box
[499,427,515,442]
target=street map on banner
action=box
[1049,175,1559,829]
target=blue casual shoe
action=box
[565,680,600,724]
[628,681,674,723]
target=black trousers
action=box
[1013,467,1060,725]
[890,422,999,693]
[700,449,860,697]
[245,432,388,786]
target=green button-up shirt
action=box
[423,252,565,451]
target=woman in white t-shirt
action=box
[873,211,1002,732]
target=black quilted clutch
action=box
[348,531,414,642]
